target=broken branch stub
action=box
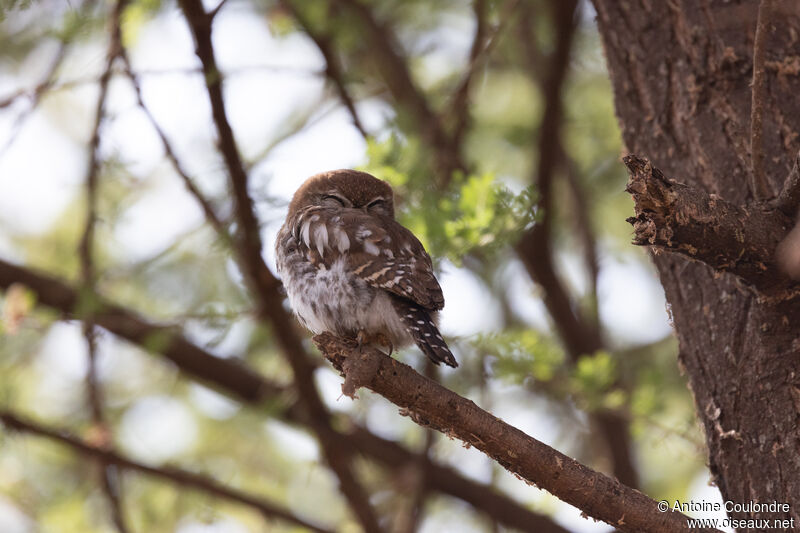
[623,155,793,297]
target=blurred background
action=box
[0,0,727,531]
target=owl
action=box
[275,170,458,368]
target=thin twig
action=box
[0,42,67,157]
[449,0,488,148]
[208,0,229,19]
[0,411,334,533]
[450,0,521,147]
[560,147,600,330]
[77,2,129,531]
[331,0,466,186]
[0,65,322,110]
[282,0,369,138]
[749,0,774,200]
[118,52,230,238]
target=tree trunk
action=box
[593,0,800,526]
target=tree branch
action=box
[176,2,384,529]
[0,257,573,532]
[282,0,368,139]
[0,411,334,533]
[313,333,715,533]
[517,0,595,358]
[119,52,229,239]
[516,0,639,488]
[624,155,793,296]
[0,258,275,401]
[561,148,600,329]
[449,0,521,141]
[0,36,69,157]
[331,0,466,186]
[449,0,488,148]
[79,2,129,530]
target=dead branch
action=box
[0,411,334,533]
[313,333,716,533]
[624,155,794,296]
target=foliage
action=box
[363,135,537,264]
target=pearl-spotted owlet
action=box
[275,170,458,367]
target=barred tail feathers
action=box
[391,297,458,368]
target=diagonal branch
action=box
[515,0,639,488]
[0,257,572,533]
[0,36,69,157]
[330,0,466,186]
[119,52,229,239]
[313,333,716,533]
[449,0,488,149]
[0,411,334,533]
[175,1,384,530]
[0,258,275,401]
[449,0,521,149]
[561,148,600,329]
[281,0,368,139]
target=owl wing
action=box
[293,207,444,311]
[348,218,444,311]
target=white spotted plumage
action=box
[275,169,458,367]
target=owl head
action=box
[288,170,395,219]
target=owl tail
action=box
[391,297,458,368]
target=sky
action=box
[0,2,697,532]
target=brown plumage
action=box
[275,169,458,367]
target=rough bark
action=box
[593,0,800,527]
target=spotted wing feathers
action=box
[293,207,444,311]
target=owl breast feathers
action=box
[275,169,457,367]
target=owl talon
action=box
[355,331,393,356]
